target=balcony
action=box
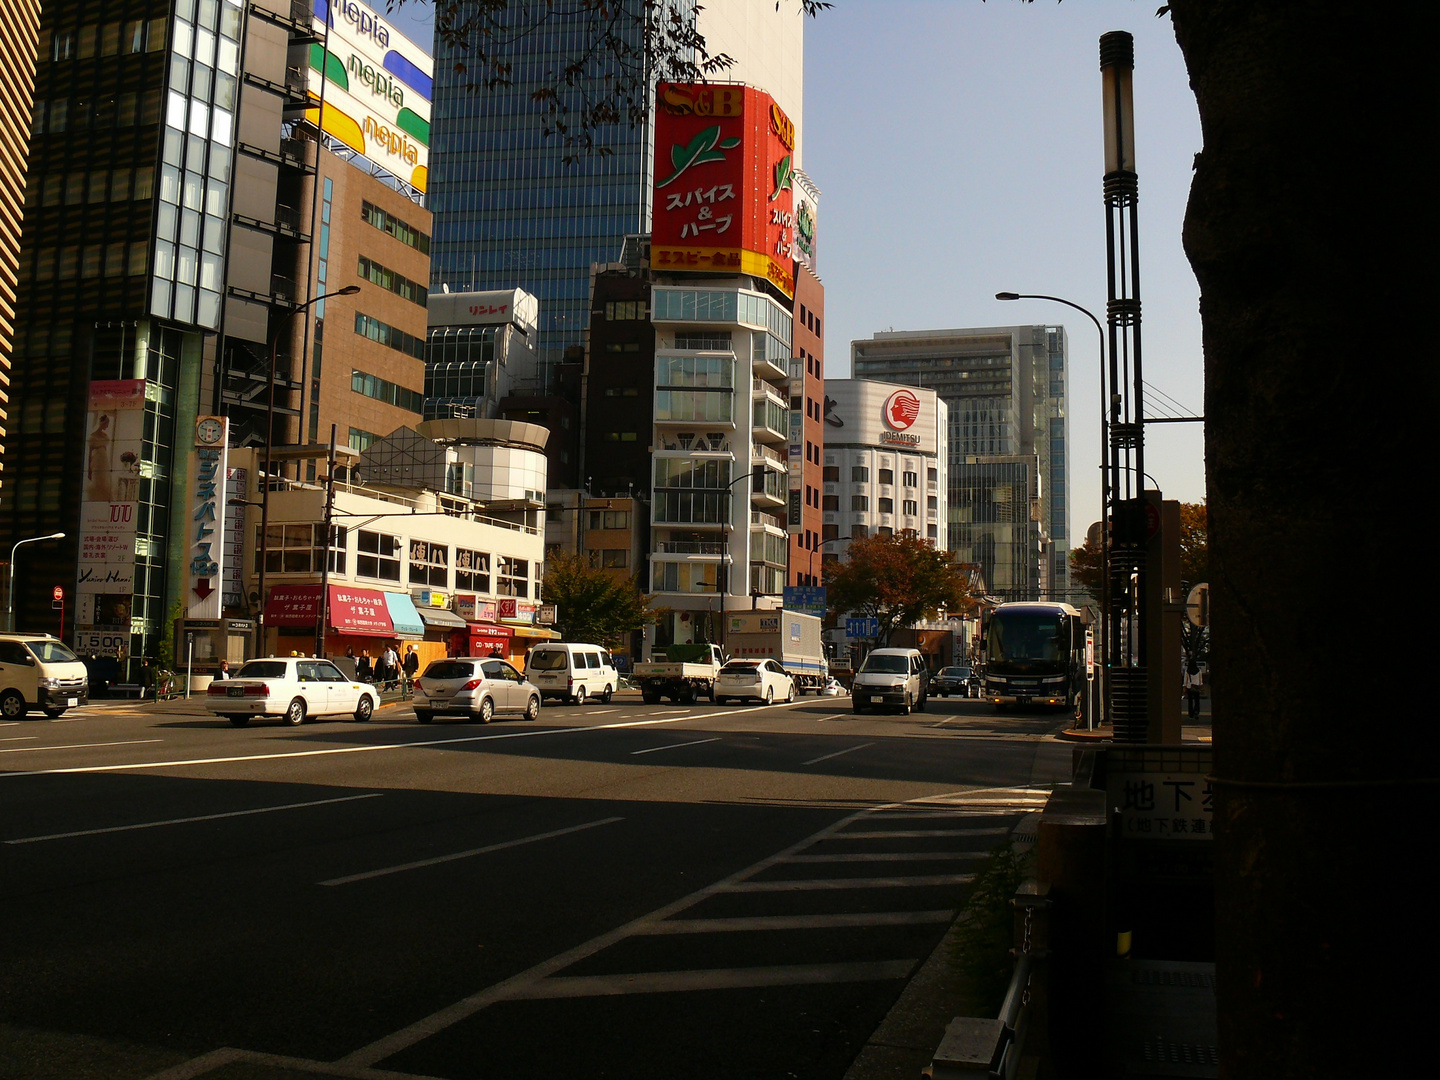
[751,388,788,444]
[751,474,786,509]
[752,351,789,383]
[751,442,786,470]
[751,511,786,535]
[655,541,727,556]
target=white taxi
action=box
[206,657,379,727]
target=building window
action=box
[257,524,346,575]
[361,200,430,253]
[928,495,939,510]
[903,470,918,488]
[851,495,869,511]
[409,540,448,587]
[358,254,428,307]
[456,548,490,592]
[823,494,839,511]
[589,510,630,530]
[601,549,628,568]
[823,465,839,482]
[903,500,918,516]
[354,313,426,361]
[604,300,647,320]
[928,467,939,483]
[357,530,402,581]
[851,466,869,482]
[879,468,894,485]
[497,556,528,597]
[351,367,425,413]
[879,498,894,514]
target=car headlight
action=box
[39,677,62,688]
[1042,676,1065,684]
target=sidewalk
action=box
[1058,695,1211,743]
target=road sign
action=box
[783,585,826,617]
[1086,629,1095,679]
[1185,583,1210,628]
[845,617,879,639]
[52,586,63,600]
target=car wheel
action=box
[477,696,494,724]
[573,686,587,706]
[354,696,374,723]
[525,694,541,721]
[44,707,66,719]
[415,710,434,724]
[601,685,614,703]
[784,683,795,704]
[283,698,307,725]
[0,690,26,720]
[852,699,866,714]
[764,686,774,705]
[642,692,661,704]
[226,714,250,727]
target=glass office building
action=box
[428,2,687,365]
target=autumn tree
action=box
[540,551,651,648]
[823,533,972,646]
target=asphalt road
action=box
[0,690,1071,1080]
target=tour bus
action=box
[982,602,1086,711]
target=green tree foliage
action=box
[541,550,652,647]
[823,533,973,646]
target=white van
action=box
[0,634,90,719]
[526,643,618,704]
[851,647,929,715]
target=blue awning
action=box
[383,591,426,637]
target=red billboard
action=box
[652,83,796,298]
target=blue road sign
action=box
[846,617,879,639]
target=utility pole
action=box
[314,425,338,660]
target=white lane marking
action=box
[815,713,849,723]
[339,786,1035,1069]
[4,793,385,845]
[1,736,38,742]
[802,741,873,766]
[639,911,956,934]
[643,709,693,717]
[320,816,624,886]
[724,873,976,892]
[630,737,720,756]
[588,709,618,715]
[784,852,985,864]
[929,717,953,728]
[512,961,916,999]
[0,707,765,779]
[837,827,1013,839]
[0,738,162,755]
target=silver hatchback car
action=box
[412,657,542,723]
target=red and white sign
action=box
[264,584,395,636]
[883,390,921,431]
[652,83,796,298]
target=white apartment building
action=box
[819,379,949,570]
[644,280,794,652]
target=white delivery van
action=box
[0,633,90,719]
[526,642,618,704]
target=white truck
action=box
[634,643,726,704]
[724,610,829,694]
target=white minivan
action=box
[0,633,90,719]
[526,643,618,704]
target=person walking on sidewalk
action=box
[381,643,401,692]
[1184,660,1204,719]
[402,645,419,697]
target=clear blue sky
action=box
[386,0,1206,540]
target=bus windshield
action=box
[987,613,1067,664]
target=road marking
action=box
[0,738,162,755]
[639,911,956,934]
[724,873,976,892]
[802,741,873,766]
[588,708,618,715]
[784,851,985,864]
[815,713,850,722]
[0,708,764,779]
[4,793,385,845]
[837,827,1012,839]
[630,737,720,756]
[1,736,38,742]
[319,816,625,886]
[929,717,953,728]
[511,961,917,999]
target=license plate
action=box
[67,697,78,707]
[228,686,245,697]
[1013,679,1037,687]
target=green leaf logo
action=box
[658,125,741,188]
[770,154,793,202]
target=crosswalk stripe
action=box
[724,873,975,892]
[638,911,957,934]
[514,960,918,998]
[835,827,1012,839]
[784,851,985,864]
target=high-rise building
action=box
[851,325,1070,601]
[0,0,42,498]
[427,1,803,366]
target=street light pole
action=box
[256,284,359,655]
[808,534,853,583]
[7,532,66,632]
[997,291,1107,728]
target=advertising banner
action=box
[652,83,796,298]
[187,416,229,620]
[75,379,147,652]
[308,0,433,193]
[222,467,248,609]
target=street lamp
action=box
[7,532,65,632]
[808,534,853,584]
[997,290,1108,727]
[256,284,360,651]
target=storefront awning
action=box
[326,585,395,636]
[383,591,426,637]
[506,623,561,640]
[416,606,467,630]
[467,622,512,644]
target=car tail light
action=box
[206,683,226,695]
[244,683,270,697]
[463,679,483,691]
[412,680,423,693]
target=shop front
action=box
[264,584,412,665]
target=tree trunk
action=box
[1167,3,1436,1074]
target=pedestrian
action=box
[1184,660,1204,719]
[357,650,372,683]
[215,659,230,680]
[489,647,502,659]
[381,642,401,691]
[402,645,419,696]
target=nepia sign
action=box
[309,0,432,192]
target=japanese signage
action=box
[792,170,819,273]
[75,379,146,647]
[652,83,796,298]
[308,0,432,193]
[427,289,540,334]
[783,586,827,618]
[187,416,229,620]
[222,467,248,609]
[265,584,396,635]
[823,380,939,457]
[1109,771,1214,841]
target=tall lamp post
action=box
[808,534,853,583]
[255,284,360,653]
[7,532,66,632]
[996,290,1107,727]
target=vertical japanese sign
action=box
[652,83,796,298]
[75,380,147,652]
[223,467,249,608]
[188,416,229,619]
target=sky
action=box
[384,0,1206,541]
